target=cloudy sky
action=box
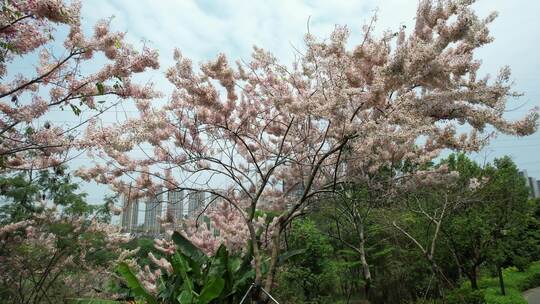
[70,0,540,203]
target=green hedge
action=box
[478,261,540,304]
[446,288,485,304]
[483,287,526,304]
[408,262,540,304]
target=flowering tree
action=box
[78,0,538,298]
[0,0,160,170]
[0,198,132,303]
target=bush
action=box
[483,287,526,304]
[446,288,485,304]
[459,261,540,304]
[482,262,540,289]
[274,220,341,303]
[511,262,540,291]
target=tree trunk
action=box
[255,224,282,303]
[450,249,463,281]
[247,222,263,287]
[264,229,281,292]
[427,257,445,298]
[358,220,372,299]
[498,265,506,296]
[469,268,479,290]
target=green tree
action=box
[443,155,532,293]
[275,220,339,303]
[0,166,120,303]
[0,165,107,224]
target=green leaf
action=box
[177,290,194,304]
[172,231,207,263]
[0,41,15,52]
[208,244,228,278]
[342,260,363,267]
[69,104,81,116]
[96,82,105,95]
[172,233,206,281]
[199,277,225,304]
[277,248,307,264]
[227,256,241,273]
[114,39,122,49]
[372,247,394,258]
[171,252,194,291]
[337,248,358,257]
[229,269,255,296]
[67,298,121,304]
[116,262,158,304]
[239,239,254,271]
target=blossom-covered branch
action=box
[0,0,160,170]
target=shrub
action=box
[512,262,540,291]
[483,287,527,304]
[458,261,540,304]
[446,288,485,304]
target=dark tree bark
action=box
[498,265,506,296]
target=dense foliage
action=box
[271,154,540,303]
[0,157,538,303]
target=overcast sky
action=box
[69,0,540,203]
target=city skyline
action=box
[119,168,540,234]
[120,190,208,235]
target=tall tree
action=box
[436,154,532,293]
[77,0,538,299]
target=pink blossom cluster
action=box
[137,265,161,294]
[0,219,34,239]
[154,238,176,255]
[0,0,160,170]
[171,200,276,255]
[0,201,131,301]
[148,252,173,275]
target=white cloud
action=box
[81,0,420,64]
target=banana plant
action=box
[70,231,303,303]
[71,232,254,304]
[168,231,255,304]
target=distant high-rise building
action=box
[144,194,163,235]
[282,181,305,211]
[121,196,139,233]
[206,192,224,236]
[519,170,528,181]
[283,181,304,199]
[187,191,205,216]
[167,190,184,221]
[519,170,540,198]
[529,177,540,198]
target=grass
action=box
[404,262,540,304]
[476,261,540,304]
